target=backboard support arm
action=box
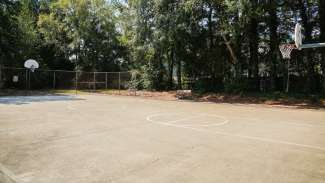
[300,43,325,50]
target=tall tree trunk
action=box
[319,0,325,93]
[154,48,162,90]
[177,59,182,89]
[248,16,259,90]
[268,1,279,91]
[208,2,214,50]
[207,2,216,89]
[169,47,175,89]
[298,0,315,92]
[158,51,164,90]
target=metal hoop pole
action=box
[105,72,108,89]
[0,64,2,82]
[93,72,96,91]
[25,69,28,95]
[75,71,78,95]
[28,70,31,90]
[300,43,325,49]
[53,71,56,89]
[118,72,121,95]
[286,60,290,93]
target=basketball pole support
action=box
[281,23,325,92]
[288,42,325,93]
[25,69,28,95]
[281,42,325,93]
[105,72,108,90]
[300,43,325,49]
[75,71,78,95]
[53,71,56,89]
[28,70,31,90]
[118,72,121,95]
[286,60,290,93]
[0,64,2,82]
[93,72,96,91]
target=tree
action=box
[1,0,325,94]
[0,0,21,66]
[267,1,279,91]
[17,0,40,62]
[319,0,325,93]
[38,0,125,71]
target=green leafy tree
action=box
[38,0,125,71]
[17,0,40,61]
[0,0,20,66]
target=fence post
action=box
[75,71,78,95]
[28,70,31,90]
[105,72,108,89]
[118,72,121,94]
[94,72,96,91]
[25,69,28,95]
[286,60,290,93]
[53,71,56,89]
[0,65,2,82]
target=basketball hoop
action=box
[278,23,325,93]
[30,65,36,72]
[24,59,39,72]
[279,44,296,59]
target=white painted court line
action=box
[147,113,229,127]
[181,120,229,127]
[167,115,203,124]
[0,163,20,183]
[146,113,325,151]
[180,114,229,127]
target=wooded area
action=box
[1,0,325,93]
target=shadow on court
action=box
[0,95,84,105]
[0,94,325,183]
[193,94,325,110]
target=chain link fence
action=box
[2,66,314,94]
[0,66,132,94]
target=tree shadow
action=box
[0,95,84,105]
[192,94,325,110]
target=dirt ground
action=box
[1,89,324,109]
[0,94,325,183]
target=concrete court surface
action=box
[0,94,325,183]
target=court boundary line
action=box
[146,113,325,151]
[0,163,19,183]
[147,113,229,127]
[166,114,203,124]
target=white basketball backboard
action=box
[24,59,39,71]
[295,23,302,50]
[280,23,325,59]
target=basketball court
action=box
[1,94,325,183]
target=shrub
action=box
[141,64,159,90]
[224,80,250,94]
[127,70,142,90]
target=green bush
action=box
[224,80,250,94]
[309,95,320,104]
[127,70,142,90]
[127,63,160,91]
[141,64,159,90]
[193,79,209,93]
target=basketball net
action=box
[30,65,35,72]
[279,44,296,59]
